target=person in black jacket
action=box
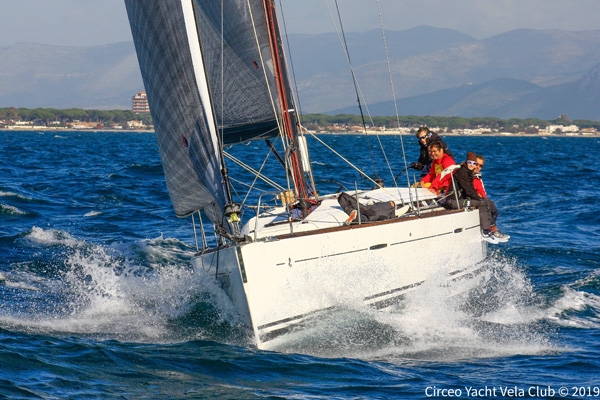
[409,127,453,178]
[446,152,498,244]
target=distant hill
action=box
[291,27,600,118]
[330,64,600,120]
[490,64,600,120]
[2,26,600,119]
[329,78,542,117]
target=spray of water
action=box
[4,227,598,358]
[269,253,558,360]
[0,226,249,345]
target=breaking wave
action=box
[0,226,250,345]
[266,253,581,360]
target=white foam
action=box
[0,191,32,200]
[270,255,557,360]
[25,226,80,247]
[546,288,600,328]
[3,229,593,356]
[1,229,242,343]
[0,203,27,215]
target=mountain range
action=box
[2,26,600,120]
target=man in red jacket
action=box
[418,141,456,195]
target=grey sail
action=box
[193,1,283,144]
[125,0,283,222]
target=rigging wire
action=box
[223,151,285,192]
[277,0,304,120]
[245,0,294,196]
[220,0,225,147]
[326,0,379,181]
[375,0,412,190]
[325,0,410,193]
[277,0,319,198]
[228,176,277,193]
[306,131,380,188]
[305,128,412,202]
[240,144,277,204]
[323,0,399,189]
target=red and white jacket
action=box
[473,173,486,198]
[421,153,456,194]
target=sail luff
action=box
[181,0,221,163]
[182,0,236,213]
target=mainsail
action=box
[125,0,291,224]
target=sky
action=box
[1,0,599,47]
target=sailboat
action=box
[124,0,487,349]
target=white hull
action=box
[192,189,486,349]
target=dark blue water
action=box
[1,131,599,399]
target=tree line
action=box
[0,107,152,126]
[300,113,600,131]
[2,107,599,131]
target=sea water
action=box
[1,131,599,399]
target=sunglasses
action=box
[477,163,484,168]
[466,160,477,166]
[417,136,427,141]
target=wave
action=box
[0,191,33,201]
[127,163,164,174]
[2,226,598,359]
[267,253,559,360]
[0,203,27,216]
[545,288,600,329]
[24,226,81,247]
[0,226,250,344]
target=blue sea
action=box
[1,130,599,399]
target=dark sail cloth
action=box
[337,193,395,222]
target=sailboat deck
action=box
[242,187,442,240]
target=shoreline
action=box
[0,127,154,133]
[1,128,598,137]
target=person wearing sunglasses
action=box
[410,126,453,178]
[445,152,499,244]
[473,154,510,242]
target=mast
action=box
[263,0,308,201]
